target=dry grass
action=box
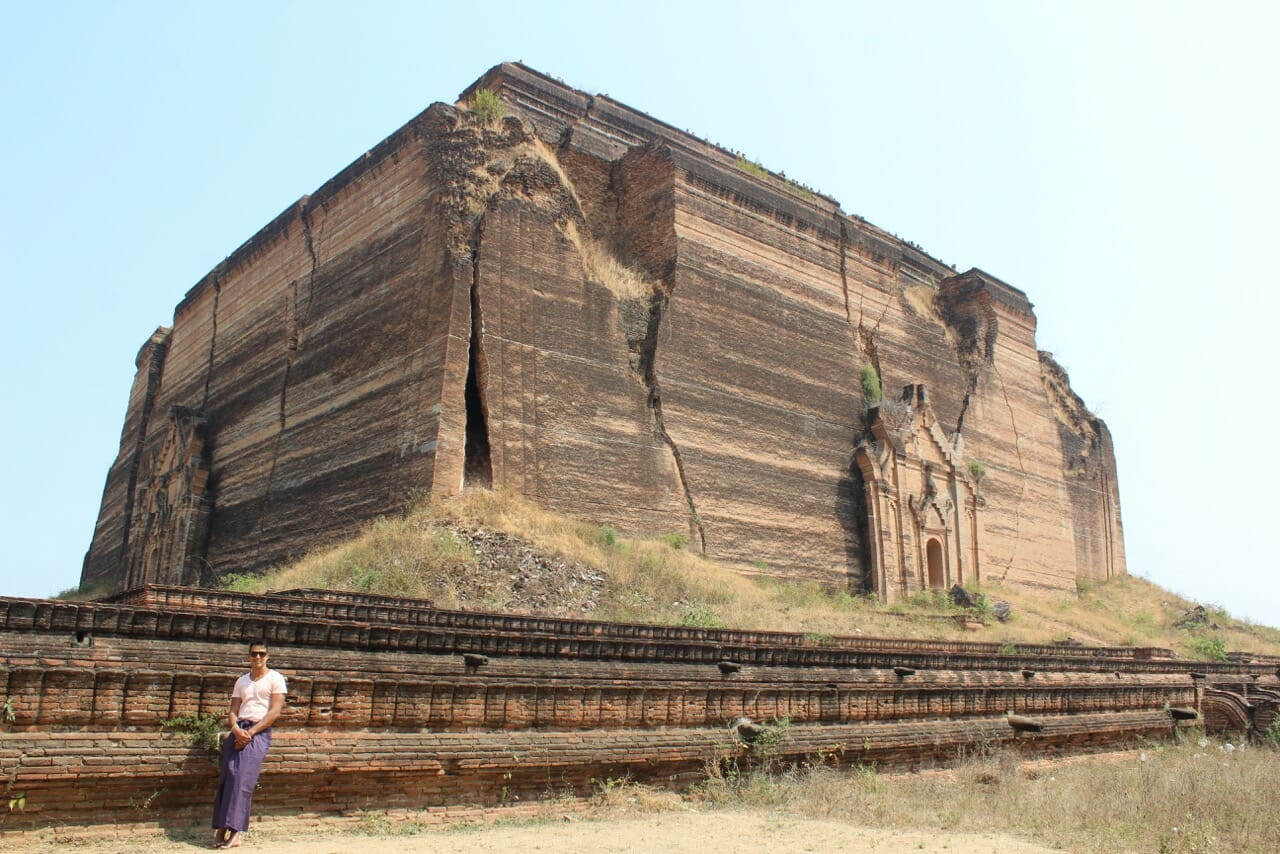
[221,513,487,606]
[225,488,1280,658]
[992,574,1280,658]
[684,734,1280,853]
[902,282,944,327]
[563,220,655,301]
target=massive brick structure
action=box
[82,63,1124,600]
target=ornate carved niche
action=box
[124,406,212,589]
[853,384,982,604]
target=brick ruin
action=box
[82,62,1124,602]
[2,586,1277,830]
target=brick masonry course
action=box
[2,587,1279,831]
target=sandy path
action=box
[3,810,1059,853]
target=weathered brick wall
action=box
[83,62,1125,600]
[2,588,1276,831]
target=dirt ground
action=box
[2,810,1059,854]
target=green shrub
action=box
[967,460,986,481]
[599,525,620,548]
[220,572,264,593]
[679,602,724,628]
[469,88,506,125]
[660,533,687,551]
[860,365,882,404]
[749,717,792,761]
[161,712,225,751]
[1188,634,1229,662]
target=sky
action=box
[2,1,1277,626]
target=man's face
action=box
[249,647,268,665]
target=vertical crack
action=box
[637,292,706,552]
[557,93,597,153]
[838,218,852,329]
[281,201,320,428]
[464,216,493,488]
[991,361,1028,581]
[836,218,887,401]
[954,375,978,438]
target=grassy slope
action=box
[223,489,1280,660]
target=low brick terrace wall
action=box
[2,585,1277,830]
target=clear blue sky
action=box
[2,1,1277,626]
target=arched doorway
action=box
[926,538,945,589]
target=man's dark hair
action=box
[248,641,268,652]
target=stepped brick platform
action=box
[2,586,1277,830]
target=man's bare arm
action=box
[227,696,244,731]
[246,692,285,737]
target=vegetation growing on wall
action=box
[467,88,506,125]
[860,364,883,404]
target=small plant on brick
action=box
[748,717,793,763]
[129,788,163,812]
[967,460,986,481]
[469,88,506,125]
[860,364,883,404]
[1,697,14,723]
[161,712,224,751]
[7,791,25,813]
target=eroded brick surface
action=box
[82,63,1124,603]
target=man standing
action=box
[212,642,286,849]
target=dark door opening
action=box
[926,538,944,589]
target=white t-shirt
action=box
[232,669,287,722]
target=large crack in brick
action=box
[636,292,706,553]
[463,217,493,488]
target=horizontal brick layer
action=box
[0,663,1199,731]
[3,595,1268,677]
[0,712,1188,830]
[107,585,1178,662]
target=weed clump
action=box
[860,365,883,404]
[1188,634,1229,662]
[161,712,224,751]
[468,88,506,125]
